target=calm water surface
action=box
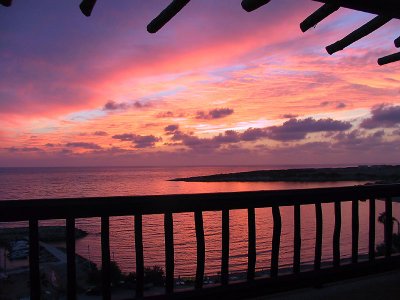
[0,166,397,278]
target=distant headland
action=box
[171,165,400,183]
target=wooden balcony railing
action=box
[1,184,400,299]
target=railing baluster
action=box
[164,212,174,294]
[352,200,359,263]
[333,201,341,267]
[247,207,256,281]
[314,203,322,271]
[66,217,76,300]
[29,219,40,300]
[101,216,111,300]
[293,204,301,274]
[135,214,144,298]
[385,197,393,258]
[195,211,205,289]
[369,198,375,261]
[221,209,230,285]
[271,206,281,278]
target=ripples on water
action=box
[0,166,398,278]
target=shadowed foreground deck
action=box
[252,269,400,300]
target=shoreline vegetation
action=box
[170,165,400,183]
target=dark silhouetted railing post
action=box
[195,211,205,289]
[333,201,341,267]
[271,206,281,278]
[66,217,77,300]
[247,207,256,281]
[352,200,359,263]
[164,212,174,294]
[314,203,322,271]
[369,198,376,261]
[101,216,111,300]
[385,197,393,258]
[135,214,144,298]
[293,204,301,274]
[221,209,230,285]
[29,219,40,300]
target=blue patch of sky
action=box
[65,109,107,122]
[197,64,250,84]
[135,85,187,103]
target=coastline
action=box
[170,165,400,183]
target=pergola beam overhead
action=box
[0,0,12,7]
[314,0,400,19]
[378,52,400,65]
[1,0,399,65]
[147,0,191,33]
[300,3,340,32]
[241,0,271,12]
[80,0,97,17]
[395,36,400,48]
[326,15,392,55]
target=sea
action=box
[0,165,398,278]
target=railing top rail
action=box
[0,184,399,222]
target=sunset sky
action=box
[1,0,399,167]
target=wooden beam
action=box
[352,200,359,264]
[326,15,391,55]
[293,204,301,274]
[29,219,40,300]
[333,201,341,267]
[195,211,205,289]
[369,198,375,261]
[301,3,340,32]
[66,218,77,300]
[394,36,400,48]
[80,0,97,17]
[147,0,191,33]
[221,209,230,285]
[247,207,256,281]
[314,203,323,271]
[0,0,12,7]
[241,0,271,12]
[164,212,175,294]
[135,214,144,298]
[271,206,281,278]
[314,0,400,19]
[378,52,400,65]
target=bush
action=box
[86,261,123,287]
[144,266,164,286]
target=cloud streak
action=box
[112,133,161,148]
